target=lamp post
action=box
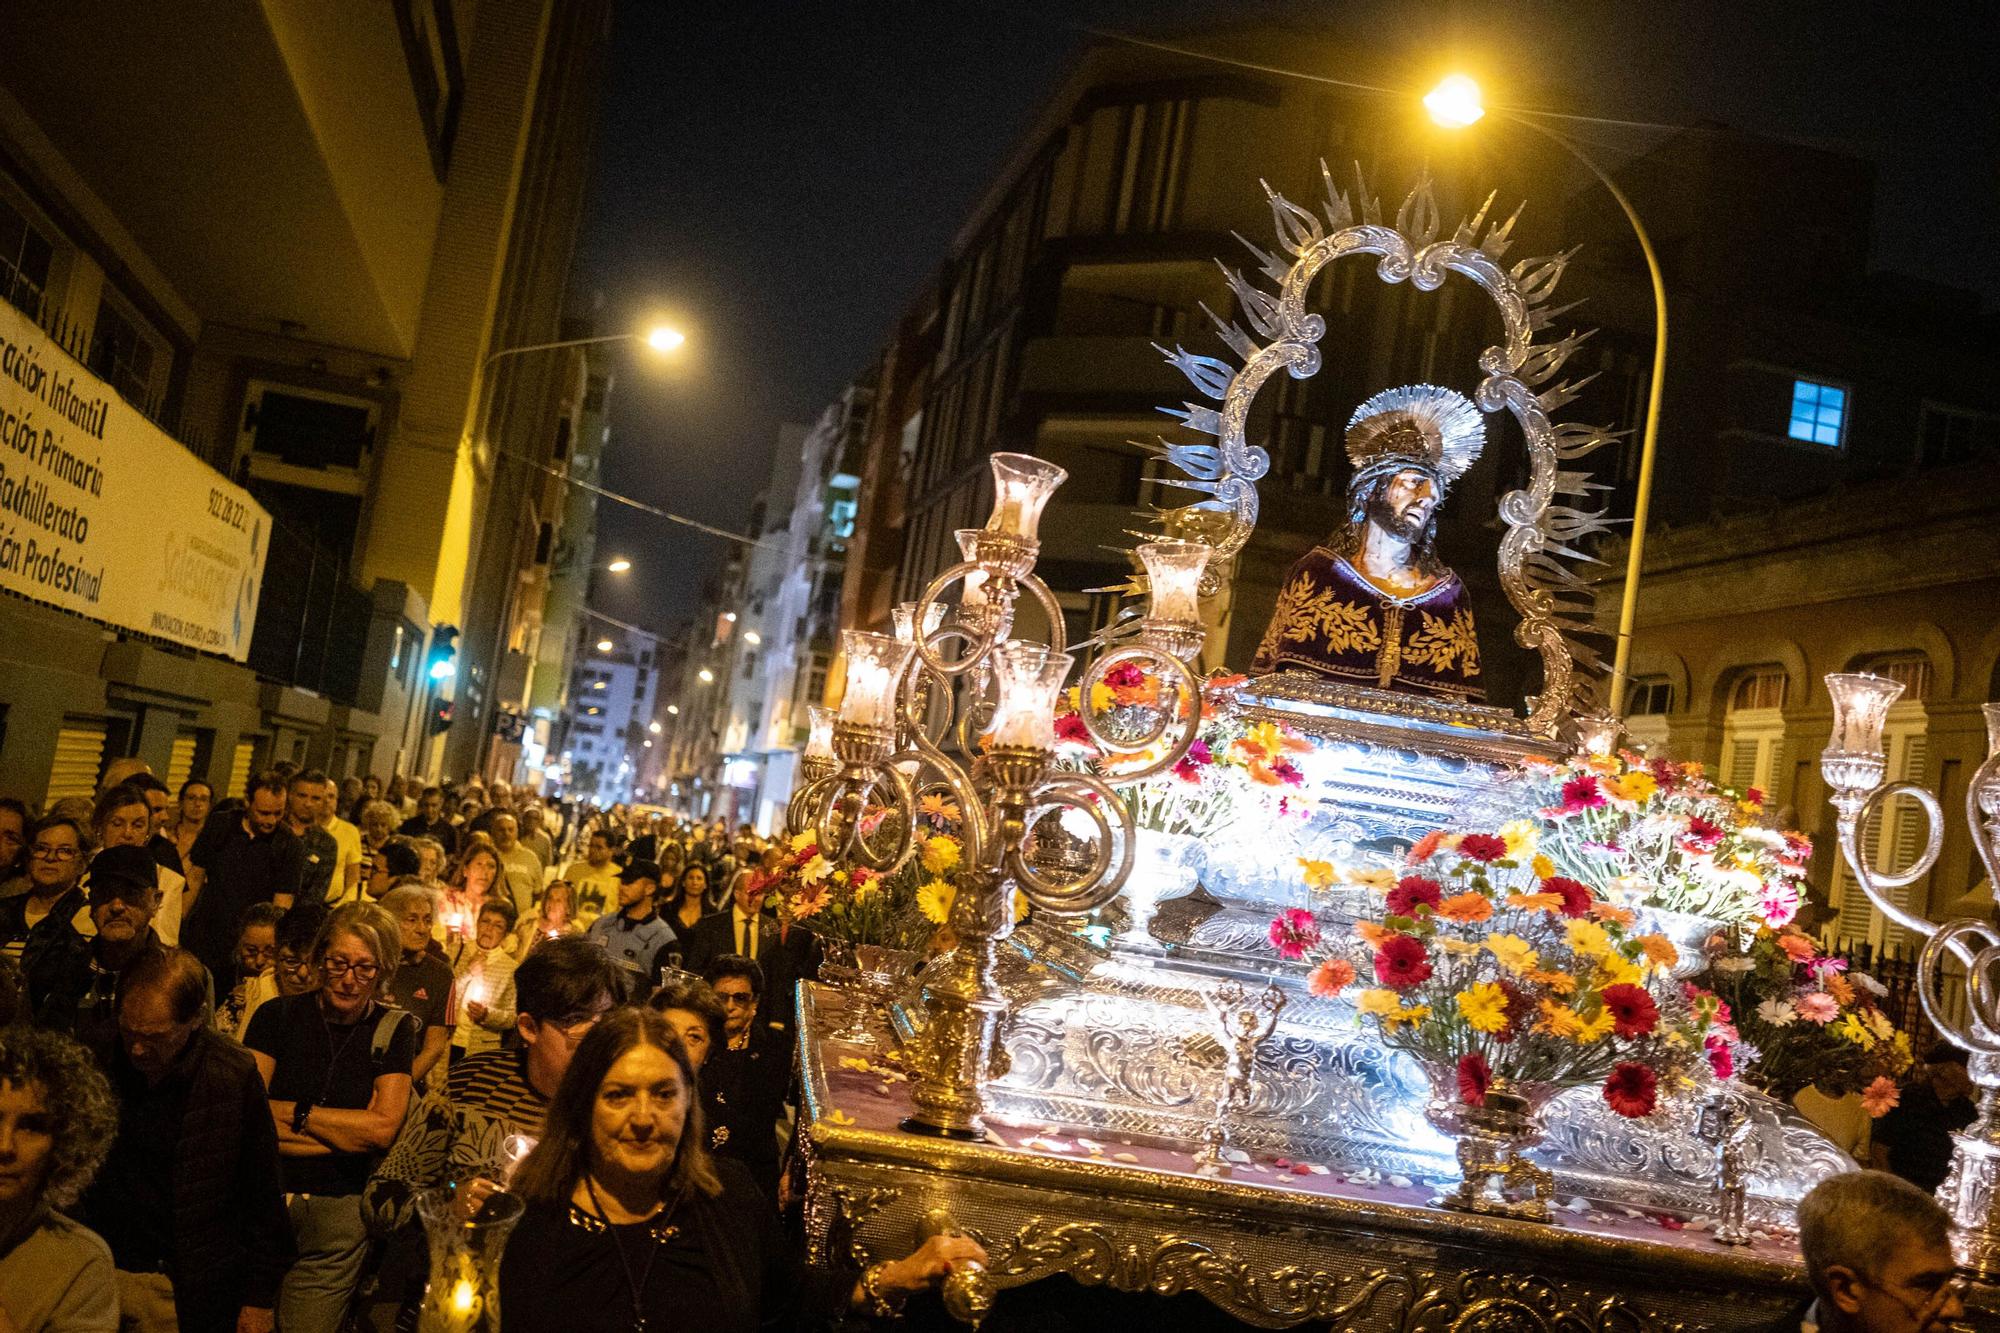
[481,324,685,373]
[1427,76,1667,719]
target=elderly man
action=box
[516,804,555,872]
[32,845,172,1047]
[489,813,544,917]
[81,948,291,1333]
[1789,1170,1966,1332]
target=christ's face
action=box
[1368,469,1438,541]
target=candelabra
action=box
[1821,673,2000,1276]
[786,453,1213,1138]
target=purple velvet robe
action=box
[1251,548,1484,701]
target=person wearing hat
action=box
[1252,384,1488,701]
[31,843,177,1053]
[583,858,676,989]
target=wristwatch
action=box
[292,1100,316,1135]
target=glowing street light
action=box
[645,324,687,352]
[722,612,738,623]
[595,638,614,652]
[605,558,633,574]
[648,720,662,734]
[743,630,762,646]
[697,668,715,683]
[483,325,688,373]
[666,704,680,716]
[1423,73,1485,128]
[1426,73,1666,719]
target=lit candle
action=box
[804,704,837,761]
[955,530,990,612]
[983,453,1067,544]
[988,640,1074,749]
[1137,540,1209,623]
[838,630,914,729]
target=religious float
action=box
[777,169,2000,1331]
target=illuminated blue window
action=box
[1789,379,1847,446]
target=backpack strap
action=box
[372,1005,416,1072]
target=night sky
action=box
[573,1,1999,635]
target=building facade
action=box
[0,0,610,805]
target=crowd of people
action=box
[0,763,980,1332]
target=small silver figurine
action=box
[1696,1089,1754,1245]
[1192,980,1287,1176]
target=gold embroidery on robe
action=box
[1406,607,1482,678]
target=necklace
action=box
[583,1176,673,1332]
[314,994,369,1106]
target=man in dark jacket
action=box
[32,845,170,1054]
[82,947,292,1333]
[183,773,302,979]
[682,870,818,1037]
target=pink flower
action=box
[1560,776,1606,812]
[1861,1076,1901,1118]
[1186,739,1214,765]
[1680,817,1724,852]
[1384,876,1443,918]
[1795,992,1841,1025]
[1270,758,1303,787]
[1267,908,1321,961]
[1104,661,1146,690]
[1704,1034,1734,1080]
[1172,756,1203,784]
[1759,881,1801,927]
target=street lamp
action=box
[605,558,633,574]
[1427,74,1667,720]
[648,720,662,734]
[483,323,687,373]
[697,668,715,684]
[595,638,614,652]
[666,704,680,715]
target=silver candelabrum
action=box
[787,452,1212,1138]
[1821,673,2000,1277]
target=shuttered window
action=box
[226,739,259,803]
[165,734,199,792]
[48,721,108,804]
[1720,666,1787,802]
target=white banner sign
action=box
[0,299,268,661]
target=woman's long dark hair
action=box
[669,865,708,914]
[510,1007,723,1210]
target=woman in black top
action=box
[501,1008,981,1332]
[245,901,418,1333]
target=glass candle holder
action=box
[1825,672,1904,757]
[1138,540,1210,623]
[987,640,1074,750]
[893,600,946,644]
[955,528,990,611]
[984,453,1067,545]
[804,704,837,761]
[1985,702,2000,760]
[839,630,914,730]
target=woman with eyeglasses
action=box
[228,902,328,1039]
[0,815,87,976]
[500,1008,984,1333]
[244,901,420,1332]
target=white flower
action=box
[1738,827,1787,851]
[1851,971,1888,997]
[1756,998,1797,1028]
[1713,956,1756,975]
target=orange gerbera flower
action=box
[1436,892,1494,924]
[1406,830,1446,865]
[1527,969,1578,995]
[1505,892,1564,914]
[1589,902,1637,928]
[1354,920,1392,950]
[1636,934,1680,971]
[1823,971,1856,1006]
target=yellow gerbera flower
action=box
[920,834,961,876]
[1436,938,1482,956]
[1381,1002,1431,1031]
[790,829,818,852]
[1355,988,1401,1018]
[1499,819,1539,859]
[917,879,956,924]
[1596,953,1643,989]
[1564,918,1614,959]
[1530,853,1557,880]
[1574,1007,1617,1043]
[1089,681,1115,712]
[1298,859,1337,890]
[1343,866,1397,892]
[1484,933,1540,976]
[1606,770,1658,804]
[1457,982,1511,1033]
[800,853,834,884]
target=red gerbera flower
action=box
[1384,876,1443,918]
[1648,758,1680,793]
[1745,787,1766,806]
[1604,1062,1658,1118]
[1542,876,1593,919]
[1457,833,1507,863]
[1185,739,1214,765]
[1704,1034,1734,1080]
[1270,758,1303,787]
[1172,756,1203,784]
[1560,776,1607,812]
[1600,983,1660,1038]
[1374,934,1433,989]
[1681,817,1724,852]
[1456,1052,1491,1107]
[1494,978,1531,1043]
[1104,661,1146,690]
[1055,712,1092,745]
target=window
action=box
[1917,402,2000,469]
[1729,669,1788,712]
[1858,652,1933,702]
[1626,677,1674,716]
[1787,379,1847,447]
[88,297,158,407]
[0,195,54,319]
[1721,667,1788,802]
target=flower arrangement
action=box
[1703,924,1912,1112]
[1057,673,1311,841]
[1277,828,1728,1121]
[771,796,960,950]
[1512,750,1813,929]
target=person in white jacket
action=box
[451,898,519,1059]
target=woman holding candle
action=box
[451,898,519,1061]
[513,879,582,961]
[499,1008,984,1332]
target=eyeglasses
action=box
[276,953,313,975]
[31,844,78,861]
[715,991,757,1008]
[321,958,381,981]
